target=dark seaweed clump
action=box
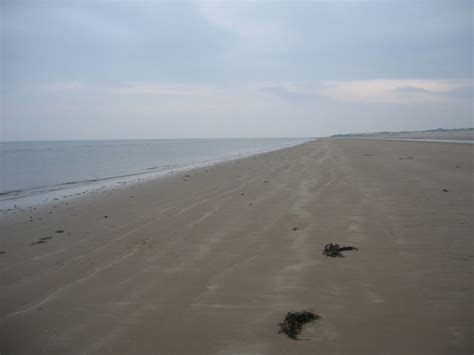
[323,243,358,257]
[278,311,320,340]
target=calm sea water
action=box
[0,138,311,208]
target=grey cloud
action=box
[3,0,472,86]
[2,1,235,84]
[261,86,324,102]
[393,85,473,99]
[393,87,432,94]
[1,0,472,141]
[440,86,473,99]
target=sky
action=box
[1,0,472,141]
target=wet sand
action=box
[0,139,472,354]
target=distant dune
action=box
[332,128,474,141]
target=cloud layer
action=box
[1,0,472,140]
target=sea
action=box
[0,138,312,210]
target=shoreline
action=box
[1,138,472,354]
[0,138,314,212]
[2,136,470,212]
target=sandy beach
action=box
[0,138,472,354]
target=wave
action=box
[0,164,181,201]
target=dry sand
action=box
[0,139,472,354]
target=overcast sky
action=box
[1,0,472,141]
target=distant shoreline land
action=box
[331,128,474,141]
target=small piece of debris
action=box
[0,251,5,255]
[442,189,448,192]
[278,311,320,340]
[398,156,413,160]
[292,227,298,231]
[240,193,245,196]
[31,236,53,245]
[104,215,108,218]
[264,180,269,183]
[323,243,358,257]
[55,230,64,233]
[363,153,375,157]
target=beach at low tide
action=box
[0,138,472,354]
